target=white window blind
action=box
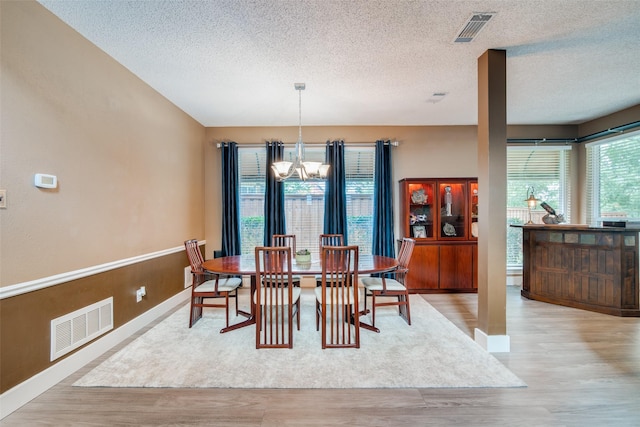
[237,145,375,257]
[238,149,267,253]
[344,148,375,255]
[586,130,640,225]
[283,147,327,257]
[506,145,572,266]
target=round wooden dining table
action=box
[202,254,398,333]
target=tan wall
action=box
[204,116,640,248]
[578,104,640,138]
[0,0,206,394]
[506,124,579,140]
[204,124,602,247]
[0,1,206,286]
[204,125,479,251]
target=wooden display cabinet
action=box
[399,178,478,293]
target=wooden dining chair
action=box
[361,238,415,328]
[319,233,344,250]
[315,234,344,286]
[272,234,302,287]
[254,246,301,349]
[184,239,242,329]
[315,245,360,349]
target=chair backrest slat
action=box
[255,246,295,348]
[397,238,416,269]
[319,245,359,348]
[319,234,344,254]
[184,239,204,272]
[272,234,297,254]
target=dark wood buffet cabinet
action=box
[518,224,639,317]
[399,178,478,293]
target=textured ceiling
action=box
[38,0,640,127]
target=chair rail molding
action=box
[0,241,206,300]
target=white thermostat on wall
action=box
[34,173,58,189]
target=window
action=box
[238,145,375,257]
[238,148,266,254]
[586,130,640,224]
[344,148,375,255]
[506,146,572,266]
[282,147,326,257]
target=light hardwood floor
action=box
[3,286,639,426]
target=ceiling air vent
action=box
[454,13,496,43]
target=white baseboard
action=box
[474,328,511,353]
[0,289,190,420]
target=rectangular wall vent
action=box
[454,13,495,43]
[50,297,113,361]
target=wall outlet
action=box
[136,286,146,303]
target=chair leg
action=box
[225,294,230,328]
[371,293,376,328]
[288,303,294,349]
[401,293,411,325]
[189,297,203,328]
[363,289,369,314]
[234,289,239,316]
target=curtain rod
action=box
[506,138,578,144]
[216,140,399,148]
[507,120,640,145]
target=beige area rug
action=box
[74,291,526,388]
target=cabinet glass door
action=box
[407,182,435,239]
[438,182,467,239]
[470,181,478,240]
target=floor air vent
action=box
[50,297,113,361]
[454,13,495,43]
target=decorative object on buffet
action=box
[411,188,427,204]
[410,212,429,225]
[444,186,453,216]
[413,225,427,238]
[295,249,311,264]
[271,83,330,181]
[471,187,478,216]
[443,222,457,236]
[540,202,566,224]
[524,186,540,224]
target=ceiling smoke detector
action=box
[426,92,448,104]
[454,13,496,43]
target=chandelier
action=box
[271,83,330,181]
